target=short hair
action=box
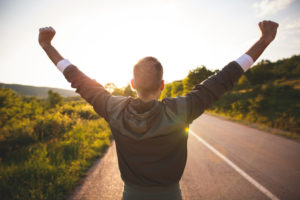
[133,56,163,97]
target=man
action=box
[39,20,278,200]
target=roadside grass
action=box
[0,88,112,200]
[205,111,300,142]
[275,78,300,89]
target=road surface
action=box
[68,114,300,200]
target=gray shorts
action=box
[122,182,182,200]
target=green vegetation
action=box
[0,88,112,200]
[160,55,300,138]
[104,83,136,97]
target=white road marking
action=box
[189,130,280,200]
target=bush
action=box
[34,112,74,141]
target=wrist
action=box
[40,42,52,49]
[259,36,272,46]
[56,59,71,72]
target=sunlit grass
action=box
[0,89,112,200]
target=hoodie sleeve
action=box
[63,65,111,120]
[179,61,244,124]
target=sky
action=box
[0,0,299,90]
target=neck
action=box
[137,92,160,102]
[138,96,157,103]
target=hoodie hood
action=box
[123,98,161,134]
[107,96,186,141]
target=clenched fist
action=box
[259,20,279,44]
[39,27,56,48]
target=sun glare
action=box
[185,127,189,133]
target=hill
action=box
[0,83,78,98]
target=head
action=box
[131,56,164,101]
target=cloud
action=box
[285,18,300,30]
[253,0,295,17]
[277,18,300,44]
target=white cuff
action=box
[236,54,254,72]
[56,59,71,72]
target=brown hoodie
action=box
[63,61,244,187]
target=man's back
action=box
[61,61,244,189]
[109,97,188,187]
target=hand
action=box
[39,27,56,48]
[258,20,279,44]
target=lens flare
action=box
[185,127,189,133]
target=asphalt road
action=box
[68,114,300,200]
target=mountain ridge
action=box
[0,82,78,98]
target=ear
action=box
[160,80,164,91]
[131,79,136,90]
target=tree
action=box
[236,75,251,89]
[111,88,123,96]
[244,60,274,85]
[104,83,117,93]
[183,66,214,93]
[160,83,172,99]
[48,90,63,108]
[105,83,130,96]
[171,81,183,97]
[123,84,136,97]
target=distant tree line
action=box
[104,83,136,97]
